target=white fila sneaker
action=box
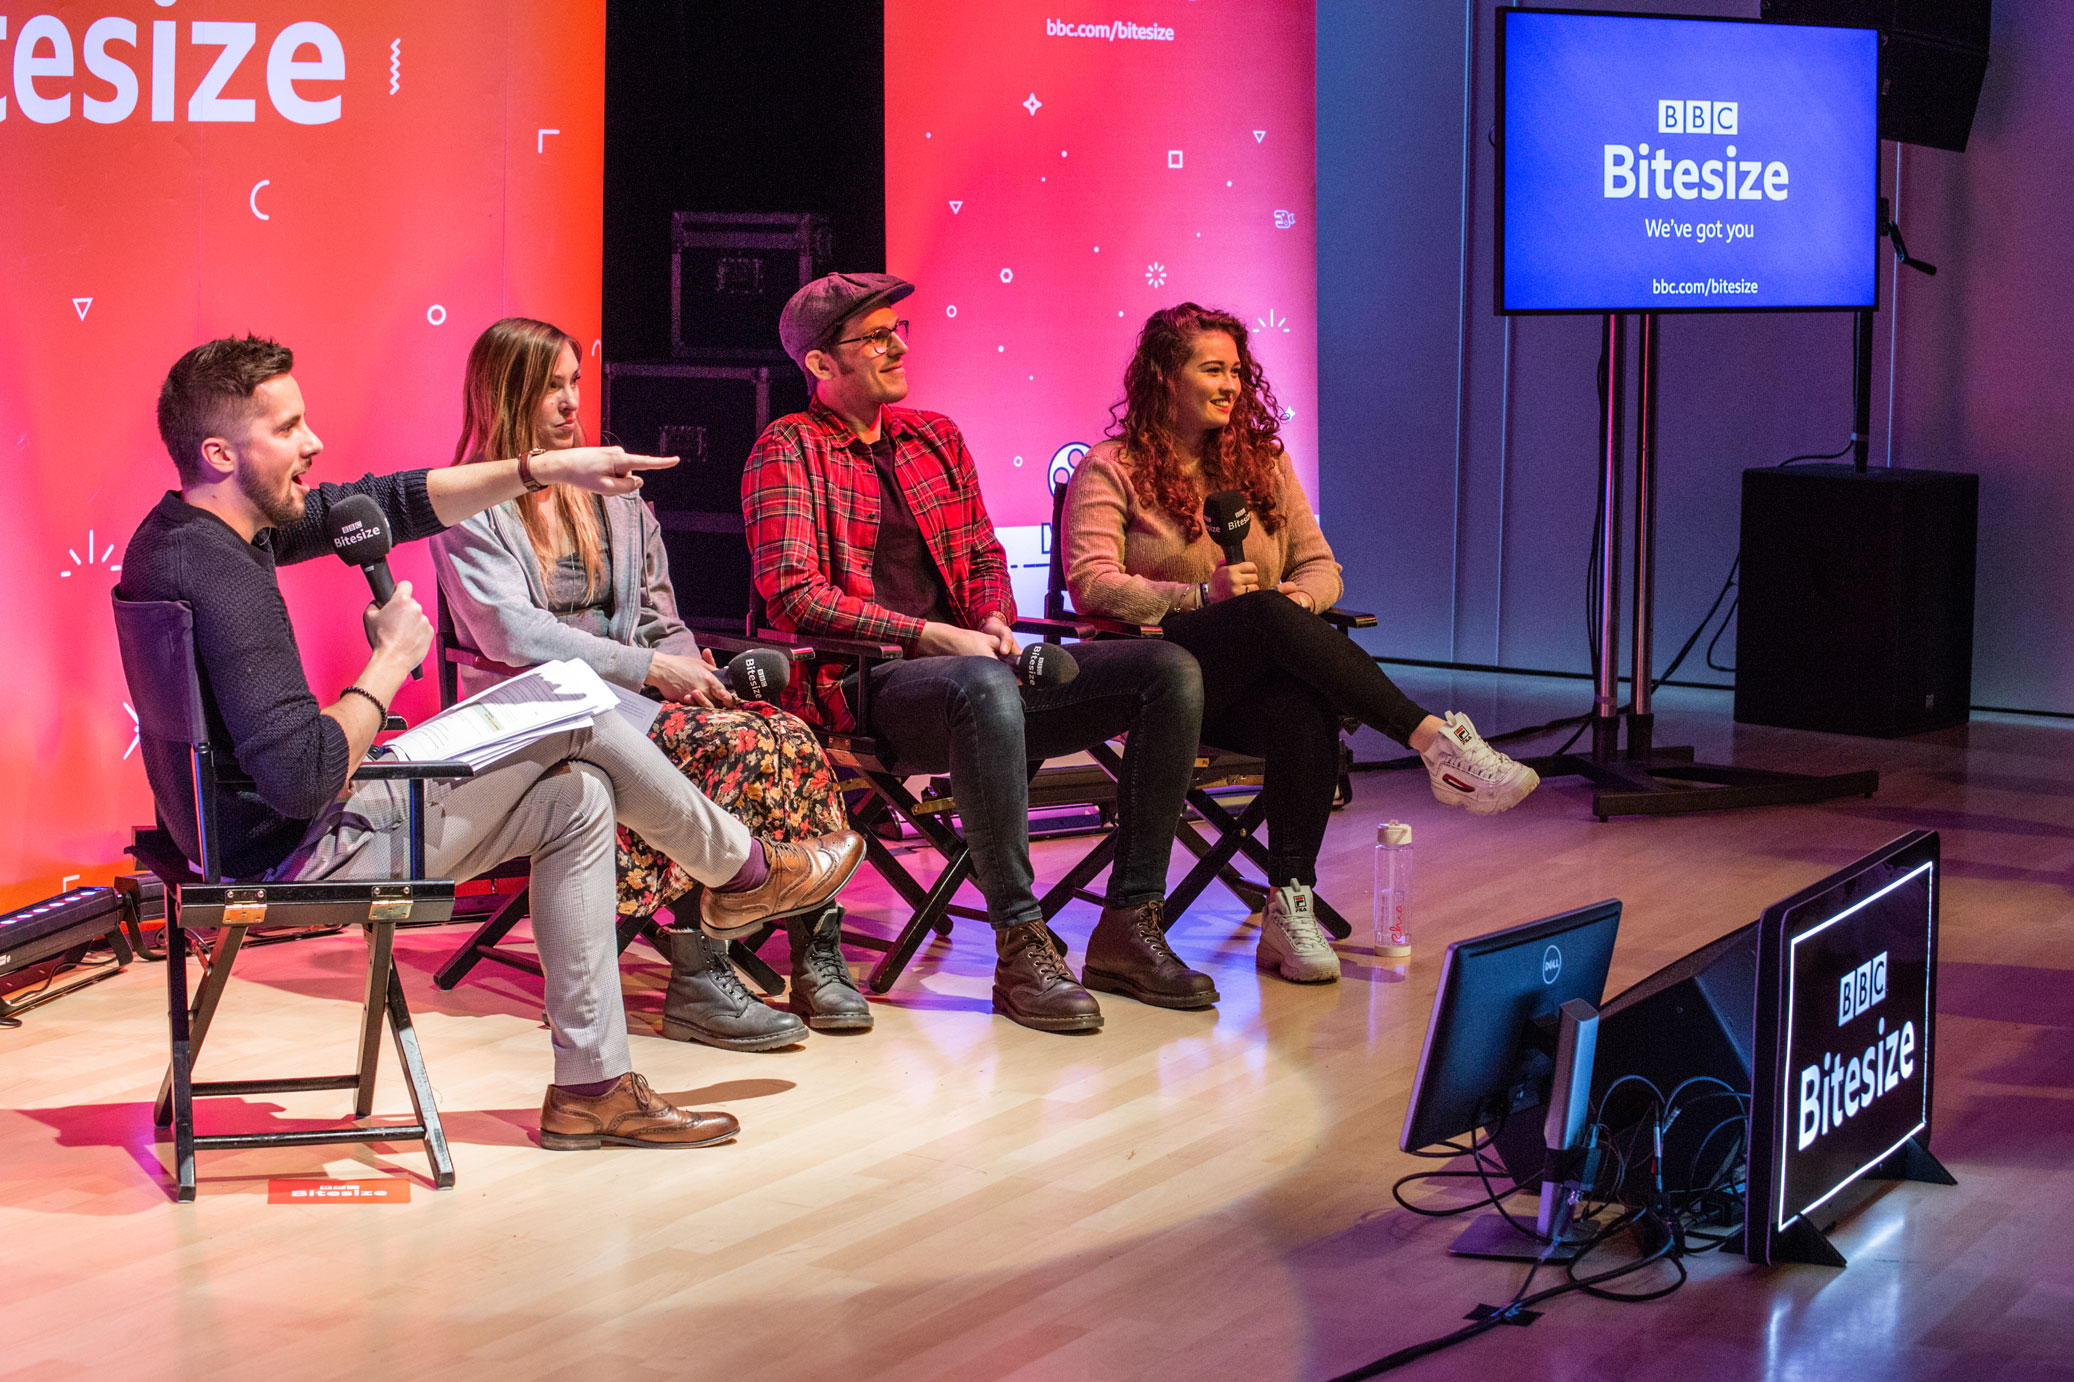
[1421,711,1540,815]
[1256,882,1340,984]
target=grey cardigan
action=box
[430,493,700,700]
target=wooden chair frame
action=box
[114,596,471,1202]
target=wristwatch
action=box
[518,448,549,492]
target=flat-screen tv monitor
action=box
[1401,900,1622,1155]
[1748,829,1947,1264]
[1497,8,1880,314]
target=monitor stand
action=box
[1450,997,1600,1265]
[1522,312,1880,819]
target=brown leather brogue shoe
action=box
[538,1072,741,1150]
[1083,900,1219,1010]
[992,920,1103,1033]
[699,830,866,939]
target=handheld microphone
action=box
[1014,641,1079,689]
[722,648,791,701]
[1202,490,1253,566]
[324,494,421,680]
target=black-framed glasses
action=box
[834,320,910,356]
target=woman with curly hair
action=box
[433,317,869,1048]
[1064,303,1537,983]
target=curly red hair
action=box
[1107,303,1287,541]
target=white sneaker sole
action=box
[1256,944,1340,984]
[1430,764,1541,816]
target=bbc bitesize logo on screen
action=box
[1658,99,1738,135]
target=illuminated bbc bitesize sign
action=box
[1750,831,1945,1266]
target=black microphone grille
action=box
[1203,489,1251,534]
[724,648,792,700]
[1016,641,1080,688]
[323,493,394,563]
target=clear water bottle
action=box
[1374,820,1413,956]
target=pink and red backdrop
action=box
[884,1,1317,610]
[0,1,603,907]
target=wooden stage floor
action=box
[4,671,2071,1380]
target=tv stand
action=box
[1524,313,1879,818]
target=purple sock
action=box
[714,839,770,893]
[556,1076,620,1098]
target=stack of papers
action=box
[379,659,620,771]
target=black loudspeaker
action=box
[602,362,810,513]
[670,212,833,359]
[602,360,811,628]
[656,514,758,628]
[1492,923,1757,1193]
[1735,464,1978,738]
[1761,1,1990,152]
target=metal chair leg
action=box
[382,965,455,1190]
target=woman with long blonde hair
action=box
[433,317,869,1047]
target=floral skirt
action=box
[615,701,848,918]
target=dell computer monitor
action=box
[1401,900,1622,1155]
[1748,830,1942,1264]
[1497,8,1880,314]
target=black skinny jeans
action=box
[1159,590,1433,887]
[860,639,1204,929]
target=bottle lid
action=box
[1378,819,1413,846]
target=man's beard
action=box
[237,461,307,527]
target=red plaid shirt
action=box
[742,397,1016,730]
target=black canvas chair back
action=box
[112,598,217,876]
[111,592,464,1201]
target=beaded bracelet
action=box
[340,685,388,719]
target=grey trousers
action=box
[268,709,755,1085]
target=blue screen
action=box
[1499,11,1878,313]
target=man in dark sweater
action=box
[118,336,864,1150]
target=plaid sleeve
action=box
[742,421,927,645]
[944,425,1016,626]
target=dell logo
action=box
[1541,944,1562,985]
[1659,99,1739,135]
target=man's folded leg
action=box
[276,750,741,1149]
[570,710,865,937]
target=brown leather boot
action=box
[1083,900,1219,1010]
[538,1073,740,1150]
[992,920,1103,1033]
[699,830,867,939]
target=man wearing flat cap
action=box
[742,272,1214,1033]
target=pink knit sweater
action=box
[1062,442,1344,623]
